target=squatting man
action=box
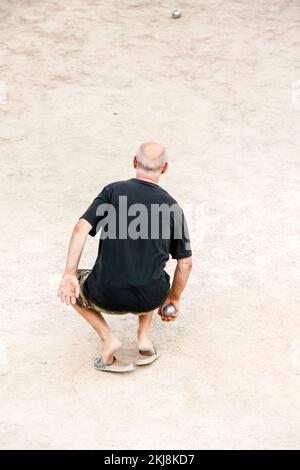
[57,142,192,372]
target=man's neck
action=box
[135,172,160,185]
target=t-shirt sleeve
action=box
[80,185,112,237]
[169,206,192,259]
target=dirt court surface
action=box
[0,0,300,450]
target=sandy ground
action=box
[0,0,300,450]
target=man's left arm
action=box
[57,218,92,305]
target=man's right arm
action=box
[159,256,193,322]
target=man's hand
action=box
[57,273,80,306]
[57,219,92,306]
[158,256,192,322]
[158,297,180,322]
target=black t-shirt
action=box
[80,178,192,312]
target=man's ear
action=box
[133,156,138,169]
[161,162,168,174]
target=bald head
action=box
[135,141,167,173]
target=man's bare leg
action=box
[137,311,155,354]
[72,304,121,365]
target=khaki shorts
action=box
[76,269,154,315]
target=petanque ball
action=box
[172,9,182,19]
[161,304,176,317]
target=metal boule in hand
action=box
[160,304,176,317]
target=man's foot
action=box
[102,334,122,365]
[93,356,135,373]
[135,347,160,366]
[137,333,155,356]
